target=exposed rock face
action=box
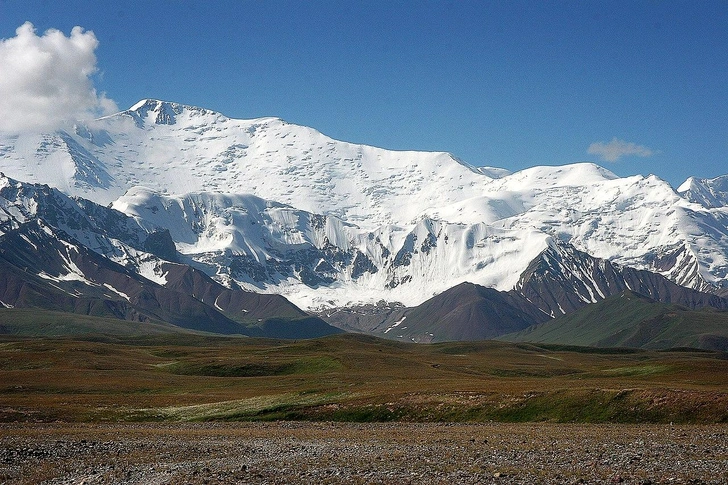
[143,229,179,262]
[515,241,728,318]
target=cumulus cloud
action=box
[0,22,118,133]
[587,137,655,163]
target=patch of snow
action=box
[103,283,130,301]
[383,316,406,334]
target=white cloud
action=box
[587,137,655,163]
[0,22,118,133]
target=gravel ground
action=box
[1,422,726,484]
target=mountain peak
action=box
[128,98,191,112]
[126,99,186,125]
[124,99,225,126]
[128,98,162,112]
[677,175,728,209]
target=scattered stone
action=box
[0,422,726,484]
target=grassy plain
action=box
[1,333,728,423]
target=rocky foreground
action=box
[1,422,726,484]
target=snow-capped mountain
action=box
[0,175,340,337]
[0,99,727,311]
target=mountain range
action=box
[0,99,727,347]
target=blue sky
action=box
[0,1,726,187]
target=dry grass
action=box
[1,334,728,423]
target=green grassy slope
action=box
[500,291,728,351]
[0,304,342,340]
[0,308,199,337]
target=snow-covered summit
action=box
[0,100,496,228]
[677,175,728,209]
[121,99,243,127]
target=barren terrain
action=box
[2,422,727,484]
